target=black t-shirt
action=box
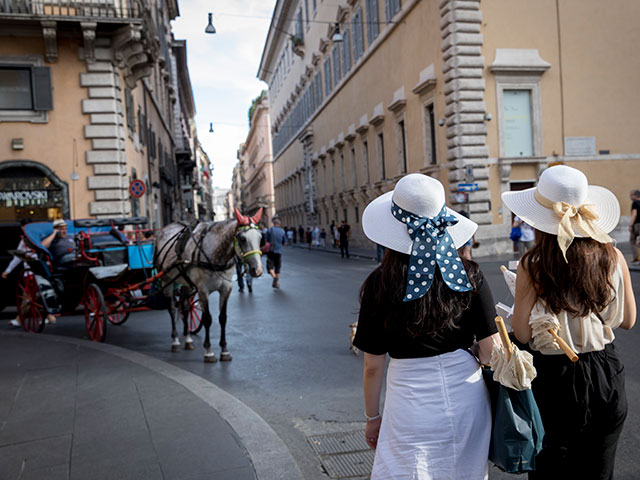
[632,200,640,225]
[338,224,350,242]
[353,269,497,358]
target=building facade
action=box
[258,0,640,253]
[0,0,201,228]
[237,94,276,222]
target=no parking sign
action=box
[129,179,146,198]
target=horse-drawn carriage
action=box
[14,217,203,342]
[12,208,264,362]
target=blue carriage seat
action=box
[22,221,59,276]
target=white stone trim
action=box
[489,48,551,74]
[412,64,437,96]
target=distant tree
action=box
[248,90,267,127]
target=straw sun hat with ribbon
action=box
[501,165,620,261]
[362,173,477,302]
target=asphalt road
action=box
[3,247,639,479]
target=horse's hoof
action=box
[184,342,195,351]
[204,354,218,363]
[220,352,233,362]
[171,345,181,353]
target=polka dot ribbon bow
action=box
[391,202,472,302]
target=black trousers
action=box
[528,344,627,480]
[340,240,349,258]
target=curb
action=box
[289,243,378,261]
[0,331,303,480]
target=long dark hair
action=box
[359,248,480,337]
[521,230,617,317]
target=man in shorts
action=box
[267,218,287,289]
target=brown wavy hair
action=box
[359,248,480,337]
[520,230,617,318]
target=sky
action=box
[172,0,277,190]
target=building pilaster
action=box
[439,0,491,224]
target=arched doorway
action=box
[0,160,70,222]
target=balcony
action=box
[0,0,142,22]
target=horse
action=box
[154,208,264,362]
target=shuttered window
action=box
[314,72,323,108]
[352,8,364,61]
[341,27,352,74]
[385,0,401,22]
[0,66,52,111]
[124,88,136,133]
[324,59,332,95]
[332,46,341,86]
[366,0,379,43]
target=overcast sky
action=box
[172,0,277,190]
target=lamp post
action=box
[205,13,216,34]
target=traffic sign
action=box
[457,182,479,192]
[129,179,146,198]
[465,166,474,183]
[454,192,467,204]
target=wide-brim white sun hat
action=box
[501,165,620,237]
[362,173,477,254]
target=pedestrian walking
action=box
[286,227,293,245]
[504,165,636,479]
[629,189,640,263]
[375,244,385,263]
[338,220,351,258]
[266,218,287,289]
[306,227,312,249]
[320,228,327,247]
[313,225,320,246]
[354,173,499,479]
[292,226,297,244]
[330,221,337,248]
[298,225,304,245]
[234,255,253,293]
[513,216,535,254]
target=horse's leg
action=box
[168,287,181,352]
[199,291,217,363]
[219,286,232,361]
[181,287,195,350]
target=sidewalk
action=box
[0,332,301,480]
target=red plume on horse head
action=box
[250,208,263,225]
[234,208,250,226]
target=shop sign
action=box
[0,190,49,205]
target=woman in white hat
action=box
[354,173,500,479]
[504,165,636,478]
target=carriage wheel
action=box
[105,294,130,326]
[16,272,46,333]
[187,292,204,335]
[84,284,107,342]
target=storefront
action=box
[0,160,69,222]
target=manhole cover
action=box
[307,430,374,479]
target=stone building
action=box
[258,0,640,252]
[0,0,200,227]
[237,93,276,222]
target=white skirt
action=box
[372,349,491,480]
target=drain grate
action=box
[307,430,374,479]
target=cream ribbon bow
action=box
[534,190,612,261]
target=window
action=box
[385,0,402,21]
[334,209,339,223]
[314,72,323,108]
[295,9,304,40]
[366,0,379,44]
[502,90,533,157]
[340,153,346,190]
[424,103,437,165]
[331,157,336,192]
[398,119,407,173]
[341,27,352,75]
[324,59,332,95]
[377,132,386,179]
[363,140,370,183]
[352,8,364,61]
[124,88,136,133]
[138,108,146,146]
[355,206,359,223]
[304,0,309,28]
[0,64,52,121]
[350,147,357,187]
[332,46,341,86]
[343,208,348,222]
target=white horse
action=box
[154,208,263,362]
